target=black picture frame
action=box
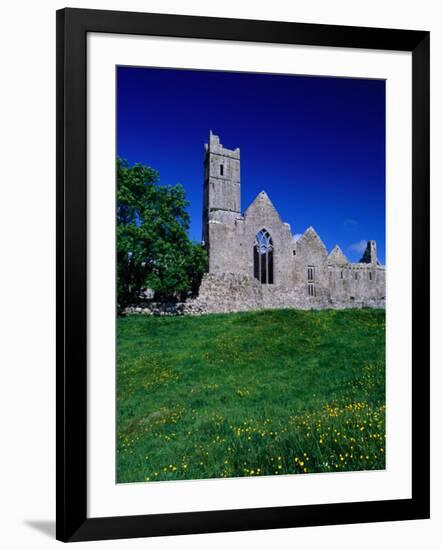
[56,8,430,542]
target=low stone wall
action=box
[124,301,209,316]
[123,273,385,316]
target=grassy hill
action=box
[117,308,385,483]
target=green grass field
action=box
[117,308,385,483]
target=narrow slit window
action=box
[369,272,372,280]
[307,266,316,297]
[220,164,224,176]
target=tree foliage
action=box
[117,158,207,310]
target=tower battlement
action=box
[204,130,240,159]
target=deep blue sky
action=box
[117,66,385,264]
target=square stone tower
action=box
[202,131,241,246]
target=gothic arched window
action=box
[254,229,274,284]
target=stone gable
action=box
[328,245,349,266]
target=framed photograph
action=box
[56,8,430,542]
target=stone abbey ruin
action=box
[127,132,385,316]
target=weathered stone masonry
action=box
[126,132,385,316]
[197,131,385,313]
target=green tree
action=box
[117,158,207,310]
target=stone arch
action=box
[254,228,274,284]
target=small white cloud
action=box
[292,234,302,243]
[343,218,358,229]
[349,240,367,254]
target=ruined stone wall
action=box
[241,191,294,286]
[293,227,330,299]
[207,190,295,283]
[192,273,385,314]
[124,272,385,317]
[130,132,386,317]
[206,211,246,274]
[328,264,386,302]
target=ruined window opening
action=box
[220,164,224,176]
[293,250,296,256]
[369,271,372,280]
[307,265,316,297]
[254,229,274,284]
[340,271,344,279]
